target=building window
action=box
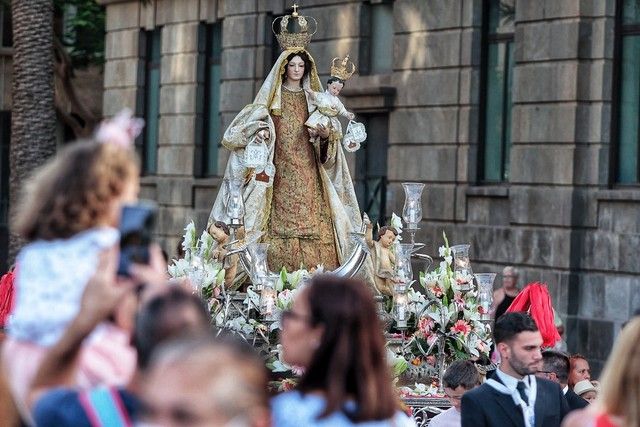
[359,1,394,75]
[354,114,389,225]
[613,0,640,183]
[196,22,222,177]
[138,28,161,175]
[0,4,12,48]
[479,0,514,183]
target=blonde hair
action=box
[14,140,139,241]
[597,318,640,425]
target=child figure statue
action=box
[364,214,398,297]
[305,55,356,146]
[207,221,239,289]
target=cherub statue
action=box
[364,214,398,296]
[305,55,356,146]
[207,221,240,288]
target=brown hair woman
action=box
[272,275,415,426]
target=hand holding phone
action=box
[117,201,157,277]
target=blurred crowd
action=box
[0,113,638,427]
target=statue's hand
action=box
[363,213,371,227]
[256,129,270,144]
[316,124,330,139]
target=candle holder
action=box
[259,274,279,323]
[474,273,496,322]
[402,182,425,246]
[394,243,415,283]
[247,242,270,289]
[393,281,411,330]
[186,254,205,297]
[451,244,473,292]
[225,177,245,227]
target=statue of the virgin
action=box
[208,7,364,275]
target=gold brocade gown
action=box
[264,86,339,271]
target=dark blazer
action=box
[461,376,570,427]
[564,388,589,411]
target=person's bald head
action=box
[140,335,269,427]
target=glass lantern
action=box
[402,182,425,244]
[451,244,473,292]
[394,243,414,283]
[259,275,279,322]
[474,273,496,322]
[247,242,270,288]
[187,255,205,297]
[393,282,410,330]
[225,178,245,226]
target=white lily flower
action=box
[390,213,403,232]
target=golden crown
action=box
[330,55,356,81]
[272,4,317,50]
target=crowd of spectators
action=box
[0,118,638,427]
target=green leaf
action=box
[215,269,225,286]
[442,231,450,249]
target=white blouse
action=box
[7,227,119,346]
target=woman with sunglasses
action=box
[272,275,415,426]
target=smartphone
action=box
[117,201,157,277]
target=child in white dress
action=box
[2,110,143,421]
[305,77,354,141]
[304,55,356,146]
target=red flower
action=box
[417,317,434,337]
[453,292,465,309]
[450,319,471,336]
[431,285,443,297]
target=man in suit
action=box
[461,312,569,427]
[537,350,588,411]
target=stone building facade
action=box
[80,0,640,372]
[0,4,12,272]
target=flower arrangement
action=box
[388,233,491,396]
[398,382,440,398]
[168,221,225,297]
[387,232,492,381]
[218,267,316,332]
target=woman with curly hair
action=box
[272,275,415,426]
[2,112,146,420]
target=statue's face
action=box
[210,225,227,242]
[379,230,396,248]
[286,55,305,84]
[327,81,344,96]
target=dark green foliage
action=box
[54,0,105,67]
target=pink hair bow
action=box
[95,109,145,148]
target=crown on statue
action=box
[272,3,317,50]
[330,55,356,81]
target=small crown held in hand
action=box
[330,55,356,81]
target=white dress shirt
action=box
[494,368,537,427]
[428,407,460,427]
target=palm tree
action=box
[8,0,57,263]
